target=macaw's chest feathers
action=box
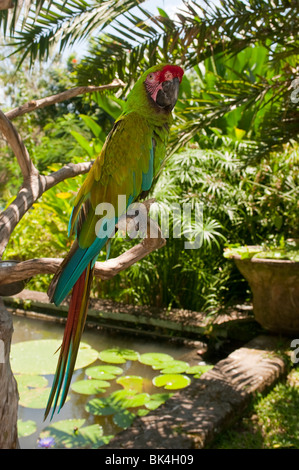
[69,112,170,244]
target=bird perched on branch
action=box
[44,63,184,420]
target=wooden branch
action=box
[0,109,39,181]
[44,161,93,190]
[0,214,166,287]
[0,0,13,10]
[5,79,125,120]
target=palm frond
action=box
[5,0,145,66]
[75,0,298,82]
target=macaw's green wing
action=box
[51,112,155,306]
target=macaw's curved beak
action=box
[156,77,180,111]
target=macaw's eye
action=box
[147,73,155,81]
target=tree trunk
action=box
[0,299,19,449]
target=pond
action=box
[11,313,212,449]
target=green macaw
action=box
[44,64,184,419]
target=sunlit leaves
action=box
[5,0,146,67]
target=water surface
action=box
[12,313,198,449]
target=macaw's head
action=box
[143,64,184,112]
[126,64,184,116]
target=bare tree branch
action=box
[0,214,166,286]
[0,0,13,10]
[5,79,125,120]
[0,109,39,180]
[43,161,93,190]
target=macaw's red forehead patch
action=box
[159,65,184,83]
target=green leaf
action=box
[116,375,143,392]
[139,353,174,368]
[99,348,139,364]
[85,365,123,380]
[85,397,122,416]
[79,114,104,139]
[159,360,189,374]
[153,374,191,390]
[15,374,48,390]
[19,386,54,409]
[185,365,214,377]
[234,127,246,140]
[71,379,111,395]
[92,94,123,120]
[111,390,150,408]
[11,340,98,375]
[157,8,169,18]
[113,410,136,429]
[18,419,37,438]
[145,393,173,410]
[70,130,94,157]
[86,389,150,418]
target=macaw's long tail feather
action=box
[47,240,80,302]
[44,263,94,420]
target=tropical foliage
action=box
[1,0,298,313]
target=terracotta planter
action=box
[232,254,299,335]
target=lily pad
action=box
[145,393,174,410]
[15,374,48,399]
[86,389,150,417]
[153,374,191,390]
[11,340,98,375]
[18,419,37,438]
[16,373,52,409]
[185,364,213,378]
[39,419,112,449]
[113,410,136,429]
[86,396,124,416]
[116,375,143,392]
[85,365,123,380]
[98,348,139,364]
[19,386,53,409]
[111,390,150,408]
[15,374,48,390]
[71,379,111,395]
[159,360,189,374]
[137,408,150,417]
[139,352,174,368]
